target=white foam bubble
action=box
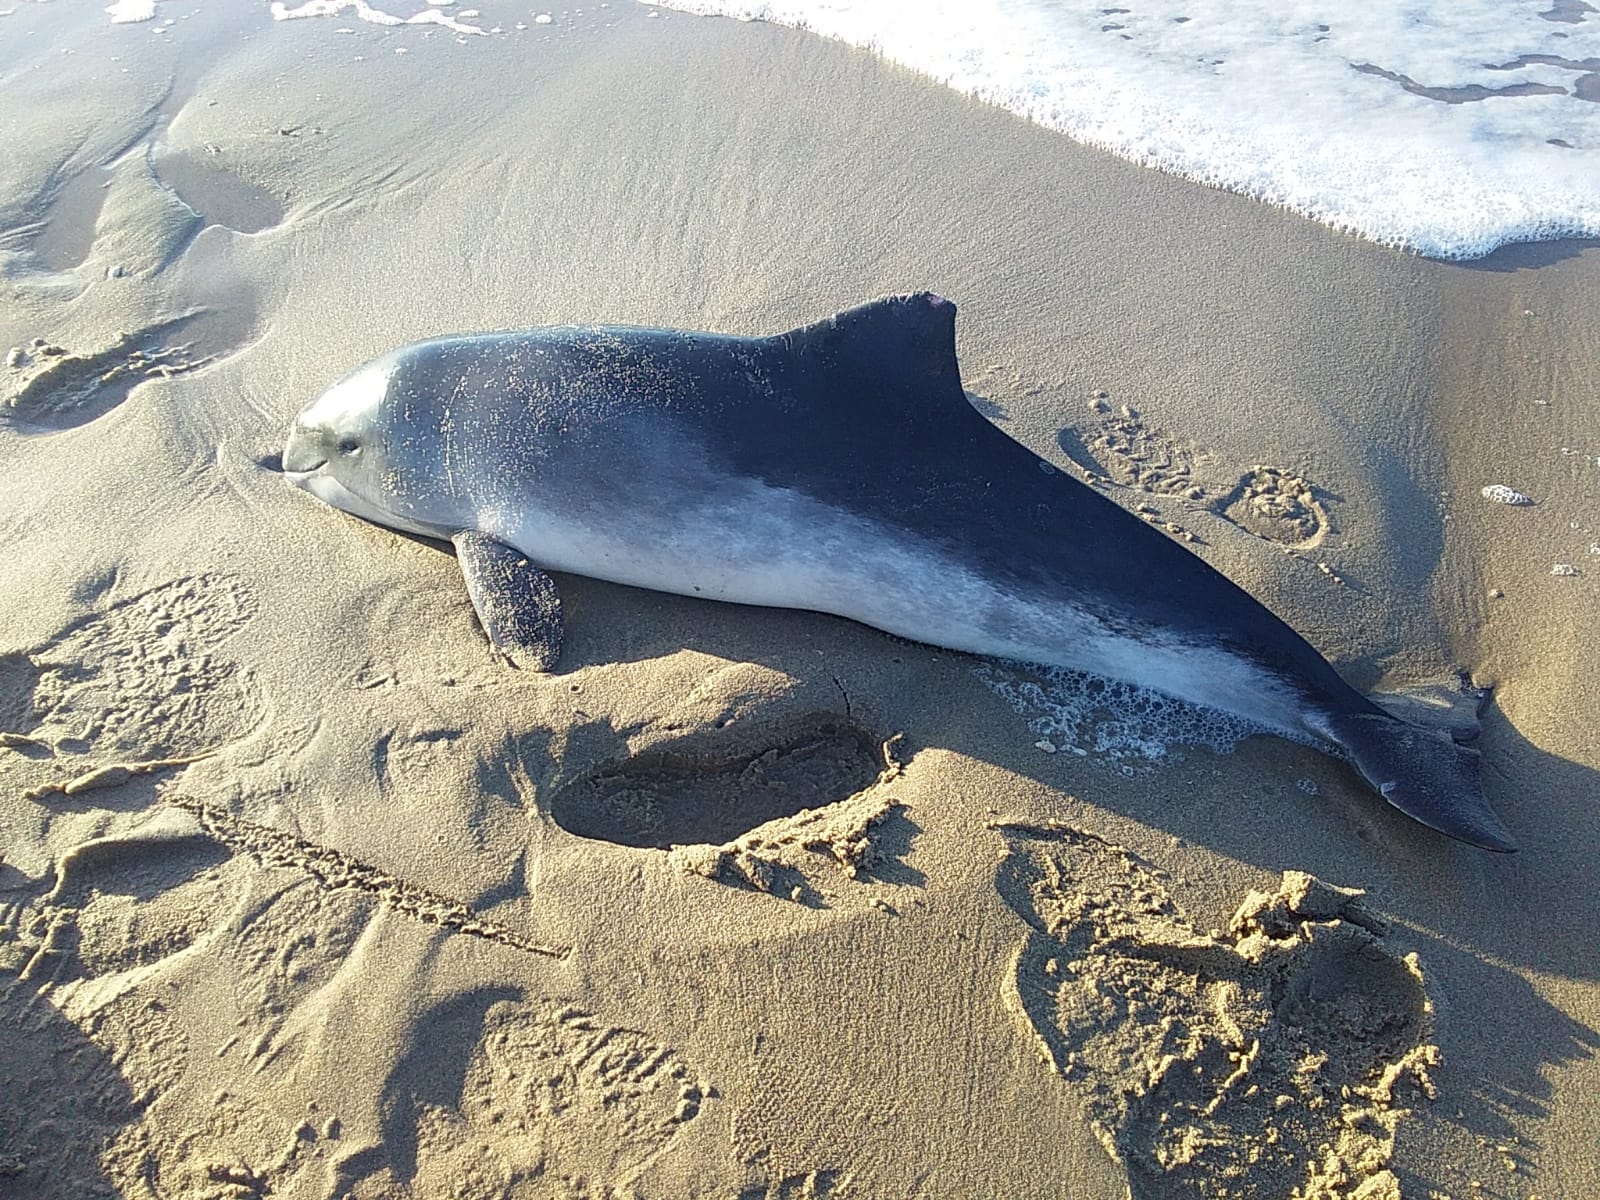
[643,0,1600,259]
[105,0,156,22]
[271,0,486,34]
[976,660,1281,766]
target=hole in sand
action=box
[547,714,883,850]
[153,152,286,234]
[1273,936,1428,1075]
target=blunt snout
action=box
[281,417,327,475]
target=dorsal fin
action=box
[784,293,963,395]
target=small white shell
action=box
[1481,484,1533,505]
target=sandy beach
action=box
[1,4,1596,1197]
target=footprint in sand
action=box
[547,714,915,904]
[737,1170,845,1199]
[229,875,376,1017]
[1057,400,1215,499]
[406,999,711,1197]
[0,815,216,1193]
[995,823,1435,1200]
[1,571,272,1185]
[0,967,144,1196]
[548,714,884,850]
[3,574,261,955]
[1056,402,1332,551]
[1,311,243,434]
[5,573,259,776]
[21,814,232,982]
[1218,465,1330,550]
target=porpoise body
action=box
[283,294,1516,852]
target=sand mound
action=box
[998,823,1437,1200]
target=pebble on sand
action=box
[1481,484,1534,506]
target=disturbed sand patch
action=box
[1057,400,1333,553]
[666,734,916,906]
[550,714,916,906]
[2,315,217,433]
[547,714,885,851]
[2,574,260,802]
[996,822,1436,1200]
[402,999,711,1198]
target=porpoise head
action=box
[283,355,473,540]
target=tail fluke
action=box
[1322,711,1518,852]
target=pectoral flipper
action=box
[453,531,563,671]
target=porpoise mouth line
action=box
[283,462,326,482]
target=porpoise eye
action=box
[337,438,361,456]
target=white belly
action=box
[491,479,1305,735]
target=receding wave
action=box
[643,0,1600,259]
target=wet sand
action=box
[1,4,1596,1198]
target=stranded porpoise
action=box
[283,294,1516,852]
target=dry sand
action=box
[1,4,1597,1198]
